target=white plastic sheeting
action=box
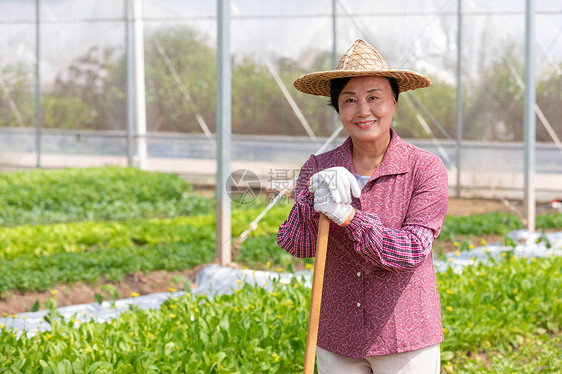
[2,230,561,338]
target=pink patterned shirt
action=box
[277,130,448,358]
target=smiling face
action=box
[337,76,396,149]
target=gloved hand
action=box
[313,185,355,226]
[309,167,361,204]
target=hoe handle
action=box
[303,213,330,374]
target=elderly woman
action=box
[277,39,448,374]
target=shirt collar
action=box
[337,129,412,180]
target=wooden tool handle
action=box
[303,213,330,374]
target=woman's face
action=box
[337,76,396,146]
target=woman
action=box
[277,39,448,374]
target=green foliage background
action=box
[1,25,560,142]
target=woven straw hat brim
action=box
[293,69,431,97]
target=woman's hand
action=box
[312,186,356,226]
[309,167,361,204]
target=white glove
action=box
[309,167,361,204]
[313,186,355,226]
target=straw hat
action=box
[293,39,431,97]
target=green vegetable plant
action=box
[0,256,559,373]
[0,278,310,372]
[440,212,523,237]
[438,254,561,372]
[94,285,119,307]
[0,167,213,226]
[0,202,291,295]
[1,167,561,373]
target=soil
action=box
[0,270,202,316]
[0,197,522,315]
[447,197,516,216]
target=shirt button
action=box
[357,272,361,277]
[356,302,361,307]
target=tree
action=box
[8,25,556,142]
[143,26,216,133]
[231,51,334,137]
[50,46,125,130]
[536,63,562,143]
[463,42,525,141]
[0,62,35,128]
[393,79,457,140]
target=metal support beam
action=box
[455,0,463,197]
[35,0,41,168]
[216,0,232,265]
[332,0,339,133]
[133,0,147,170]
[523,0,536,232]
[126,0,134,167]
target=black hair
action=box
[329,76,400,113]
[329,77,352,113]
[386,77,400,104]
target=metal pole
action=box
[216,0,232,265]
[133,0,147,170]
[331,0,338,133]
[523,0,536,232]
[35,0,41,168]
[126,0,134,167]
[455,0,463,197]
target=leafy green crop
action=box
[438,254,561,372]
[0,204,292,294]
[0,255,560,373]
[0,215,215,260]
[0,167,213,226]
[0,279,310,373]
[236,234,313,272]
[440,212,524,237]
[0,204,291,260]
[0,242,215,293]
[536,213,562,229]
[1,166,561,373]
[439,211,562,238]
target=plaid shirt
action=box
[277,130,448,358]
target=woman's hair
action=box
[329,76,400,113]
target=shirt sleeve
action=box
[343,213,435,271]
[343,155,448,271]
[277,156,320,258]
[402,154,449,237]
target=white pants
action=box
[317,344,440,374]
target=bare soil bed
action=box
[0,198,518,315]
